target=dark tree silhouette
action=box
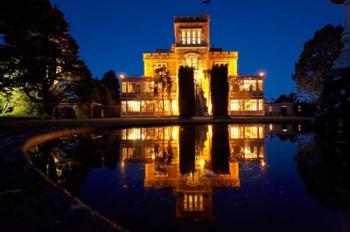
[211,124,230,174]
[0,0,91,117]
[274,93,297,103]
[179,125,196,174]
[295,130,350,214]
[178,66,195,118]
[210,64,229,117]
[292,24,343,101]
[100,70,120,105]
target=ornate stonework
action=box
[121,15,265,117]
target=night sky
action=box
[51,0,343,100]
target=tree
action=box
[0,0,89,117]
[274,92,297,103]
[292,24,343,101]
[179,125,196,174]
[100,70,120,105]
[211,124,230,174]
[178,66,195,118]
[154,66,172,114]
[210,64,229,117]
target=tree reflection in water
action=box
[180,125,196,175]
[295,127,350,221]
[212,124,230,174]
[28,130,121,195]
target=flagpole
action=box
[202,0,210,15]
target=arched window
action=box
[184,52,200,70]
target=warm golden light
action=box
[119,125,265,220]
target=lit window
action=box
[192,30,196,44]
[121,129,127,140]
[199,195,203,211]
[258,80,263,91]
[187,31,191,44]
[243,146,258,159]
[122,147,128,157]
[230,100,240,111]
[185,53,199,69]
[258,126,264,139]
[126,128,142,140]
[181,30,186,44]
[143,81,154,93]
[245,127,258,139]
[181,29,202,45]
[127,101,141,112]
[127,83,135,93]
[121,101,126,112]
[122,82,127,93]
[197,30,201,44]
[231,126,240,139]
[258,99,264,111]
[145,101,154,112]
[244,100,258,111]
[242,80,257,91]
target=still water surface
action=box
[28,124,350,232]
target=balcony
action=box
[229,91,264,99]
[176,42,208,48]
[121,92,177,100]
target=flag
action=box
[203,0,210,3]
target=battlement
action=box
[174,15,209,23]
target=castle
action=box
[121,15,264,117]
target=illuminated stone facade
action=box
[121,15,264,117]
[119,125,266,220]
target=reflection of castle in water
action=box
[120,125,266,220]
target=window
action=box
[258,80,263,91]
[258,99,264,111]
[153,63,167,76]
[230,100,239,111]
[230,126,244,139]
[143,81,154,93]
[141,101,154,113]
[258,126,264,139]
[242,80,257,91]
[185,53,200,69]
[127,83,135,93]
[192,30,196,44]
[230,100,244,111]
[126,128,142,140]
[121,101,127,112]
[180,29,202,45]
[197,30,201,44]
[184,194,204,212]
[245,127,259,139]
[187,30,191,44]
[181,30,186,44]
[230,126,264,139]
[243,146,258,159]
[244,100,258,111]
[127,101,141,112]
[122,82,127,93]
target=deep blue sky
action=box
[51,0,343,100]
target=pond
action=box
[27,124,350,232]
